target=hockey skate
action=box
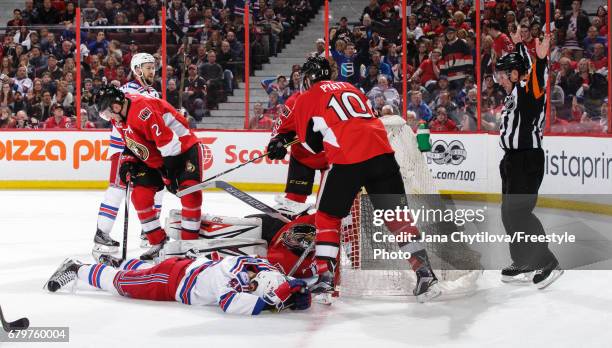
[92,228,120,255]
[309,271,335,294]
[532,259,564,289]
[273,195,313,218]
[140,231,150,249]
[45,258,83,292]
[98,254,124,268]
[413,270,441,303]
[501,263,535,284]
[140,238,167,261]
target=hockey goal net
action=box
[338,115,481,298]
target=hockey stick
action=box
[122,182,131,261]
[0,306,29,332]
[288,242,314,276]
[176,139,299,197]
[214,181,291,223]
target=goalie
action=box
[45,255,311,316]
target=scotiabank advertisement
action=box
[0,131,610,194]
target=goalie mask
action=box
[281,223,315,256]
[250,271,286,297]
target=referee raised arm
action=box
[494,31,563,289]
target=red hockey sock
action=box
[180,180,202,240]
[132,185,166,245]
[285,192,307,203]
[314,211,341,273]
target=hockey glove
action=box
[267,133,294,160]
[162,153,184,194]
[291,287,312,311]
[119,154,140,183]
[262,279,308,311]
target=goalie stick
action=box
[176,139,299,197]
[213,181,291,223]
[0,306,29,332]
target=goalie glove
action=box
[266,132,295,160]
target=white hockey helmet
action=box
[250,271,286,297]
[130,53,156,78]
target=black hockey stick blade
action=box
[214,181,291,223]
[0,306,30,332]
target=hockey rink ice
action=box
[1,190,611,348]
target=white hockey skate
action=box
[273,195,313,218]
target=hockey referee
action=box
[494,31,563,289]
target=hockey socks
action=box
[132,185,166,245]
[97,186,124,233]
[78,264,120,294]
[179,180,202,240]
[314,211,341,274]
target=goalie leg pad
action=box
[179,179,202,240]
[132,185,166,245]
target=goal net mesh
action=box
[338,115,482,298]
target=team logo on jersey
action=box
[138,107,152,121]
[426,140,466,165]
[125,137,150,161]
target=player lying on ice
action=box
[44,255,311,316]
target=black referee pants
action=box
[499,148,556,268]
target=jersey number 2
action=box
[327,92,373,121]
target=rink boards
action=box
[0,130,610,198]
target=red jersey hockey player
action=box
[95,85,204,260]
[276,57,441,302]
[45,255,311,315]
[267,91,328,217]
[94,53,163,255]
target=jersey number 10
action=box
[327,91,374,121]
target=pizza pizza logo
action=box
[138,107,152,121]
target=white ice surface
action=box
[0,190,611,348]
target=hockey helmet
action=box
[301,56,331,88]
[130,53,156,85]
[250,270,287,297]
[281,223,315,255]
[96,85,125,121]
[495,52,530,77]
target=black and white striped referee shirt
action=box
[499,43,548,150]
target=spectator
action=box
[122,41,138,68]
[184,64,207,116]
[38,0,59,25]
[267,90,280,110]
[7,9,26,27]
[408,90,433,122]
[14,110,32,128]
[367,75,400,109]
[200,51,226,107]
[88,31,109,57]
[368,51,393,82]
[565,0,590,45]
[22,0,39,25]
[250,102,274,129]
[405,110,419,130]
[359,64,380,93]
[583,26,607,58]
[0,83,14,109]
[440,27,472,90]
[313,38,326,58]
[226,32,244,60]
[590,43,607,70]
[80,108,96,129]
[0,107,16,128]
[488,20,514,58]
[11,91,26,113]
[430,91,459,124]
[166,79,180,109]
[30,90,54,122]
[412,48,442,87]
[407,14,424,40]
[332,40,359,84]
[11,66,32,94]
[287,71,301,95]
[429,106,458,131]
[380,104,394,117]
[44,104,72,129]
[217,41,238,94]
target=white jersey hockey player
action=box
[45,256,311,315]
[94,53,164,253]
